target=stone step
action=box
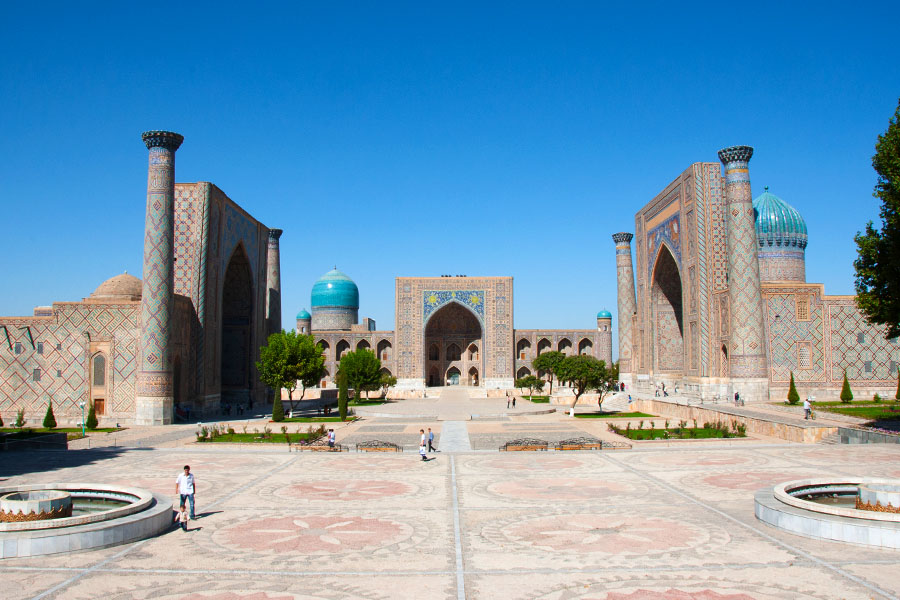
[817,431,842,445]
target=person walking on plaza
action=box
[512,396,516,408]
[328,429,335,448]
[803,397,812,420]
[506,392,510,409]
[427,427,435,452]
[175,503,189,531]
[175,465,197,519]
[419,429,427,461]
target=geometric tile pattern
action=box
[613,233,636,374]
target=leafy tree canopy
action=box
[515,374,544,396]
[854,98,900,338]
[256,330,326,409]
[339,349,382,399]
[532,351,565,395]
[555,355,609,404]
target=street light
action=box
[79,401,86,438]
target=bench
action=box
[296,444,347,452]
[356,440,403,453]
[500,438,549,452]
[555,437,603,451]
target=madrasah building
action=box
[1,134,898,426]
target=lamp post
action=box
[79,401,85,438]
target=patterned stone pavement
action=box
[2,429,900,599]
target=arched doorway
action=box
[428,366,440,387]
[447,367,461,386]
[558,338,572,355]
[221,244,253,408]
[516,338,531,361]
[468,367,479,386]
[537,338,551,355]
[720,344,728,377]
[516,366,531,379]
[651,245,684,375]
[424,301,483,386]
[357,339,370,351]
[578,338,593,355]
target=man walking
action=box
[427,427,435,452]
[175,465,197,519]
[803,397,812,420]
[419,429,427,461]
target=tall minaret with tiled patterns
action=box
[266,228,283,337]
[135,130,183,425]
[612,232,637,386]
[718,145,769,400]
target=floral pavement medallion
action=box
[274,479,415,502]
[486,477,635,502]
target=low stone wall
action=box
[838,427,900,445]
[631,399,836,444]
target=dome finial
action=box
[764,185,769,192]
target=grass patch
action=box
[608,420,747,440]
[280,416,357,423]
[198,432,316,444]
[348,398,388,406]
[812,400,898,407]
[524,396,550,403]
[1,427,119,442]
[817,405,900,421]
[575,411,655,419]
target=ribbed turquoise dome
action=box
[753,187,808,249]
[597,310,612,319]
[311,269,359,309]
[296,309,311,320]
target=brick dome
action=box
[90,272,142,301]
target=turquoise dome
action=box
[597,310,612,319]
[311,268,359,309]
[753,187,808,249]
[296,309,311,320]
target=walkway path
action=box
[436,421,472,452]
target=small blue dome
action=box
[311,268,359,309]
[597,310,612,319]
[753,187,808,249]
[296,309,311,320]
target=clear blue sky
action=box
[2,2,898,340]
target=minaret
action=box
[596,311,613,368]
[265,228,283,337]
[718,145,769,400]
[612,232,636,387]
[135,130,183,425]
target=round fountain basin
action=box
[0,490,73,522]
[857,482,900,513]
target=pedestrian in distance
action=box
[506,392,510,409]
[175,465,197,519]
[328,429,335,448]
[419,429,427,461]
[803,397,812,420]
[175,503,189,531]
[512,396,516,408]
[427,427,435,452]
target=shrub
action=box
[86,402,98,429]
[42,401,57,429]
[874,393,882,402]
[227,427,235,435]
[272,394,285,422]
[338,372,349,421]
[0,411,3,426]
[840,370,853,403]
[787,372,800,405]
[280,425,287,434]
[14,408,27,428]
[896,367,900,401]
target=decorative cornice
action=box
[268,228,283,241]
[717,145,753,165]
[141,130,184,151]
[612,232,634,244]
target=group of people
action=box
[506,392,517,409]
[419,427,436,460]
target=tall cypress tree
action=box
[338,371,349,422]
[85,401,98,429]
[272,393,285,422]
[43,400,57,429]
[895,367,900,401]
[840,370,854,403]
[787,372,800,405]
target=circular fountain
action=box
[0,484,173,557]
[755,478,900,549]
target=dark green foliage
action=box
[854,98,900,338]
[514,375,544,396]
[787,372,800,405]
[896,367,900,401]
[257,330,327,410]
[840,370,854,403]
[531,351,565,395]
[0,411,4,427]
[42,401,57,429]
[338,372,349,421]
[14,408,26,428]
[339,349,382,400]
[379,373,397,397]
[555,355,609,404]
[85,402,98,429]
[272,394,285,422]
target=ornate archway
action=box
[424,301,483,386]
[651,244,684,375]
[221,244,253,408]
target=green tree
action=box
[338,349,382,400]
[337,371,349,421]
[85,402,98,430]
[787,372,800,405]
[854,98,900,338]
[555,355,609,406]
[840,370,854,403]
[595,360,620,409]
[42,400,57,429]
[532,351,565,396]
[515,374,544,396]
[256,330,326,412]
[272,394,285,422]
[895,367,900,401]
[379,372,397,398]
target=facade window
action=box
[15,342,23,355]
[92,354,106,387]
[37,342,44,354]
[33,368,41,382]
[795,297,809,321]
[56,369,62,377]
[864,361,873,373]
[797,342,811,369]
[891,360,898,373]
[56,343,62,350]
[857,333,866,344]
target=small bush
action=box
[86,402,98,429]
[14,408,26,428]
[43,401,57,429]
[840,370,853,403]
[896,367,900,401]
[787,372,800,405]
[874,393,882,402]
[0,411,3,427]
[272,395,285,422]
[280,425,288,435]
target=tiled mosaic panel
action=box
[764,291,825,384]
[827,300,900,383]
[614,236,636,374]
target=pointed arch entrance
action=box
[423,301,483,386]
[651,245,684,375]
[221,244,254,408]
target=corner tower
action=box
[265,228,283,336]
[135,130,183,425]
[612,233,636,386]
[718,145,769,400]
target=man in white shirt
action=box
[175,465,197,519]
[803,397,812,420]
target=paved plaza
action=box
[3,397,900,600]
